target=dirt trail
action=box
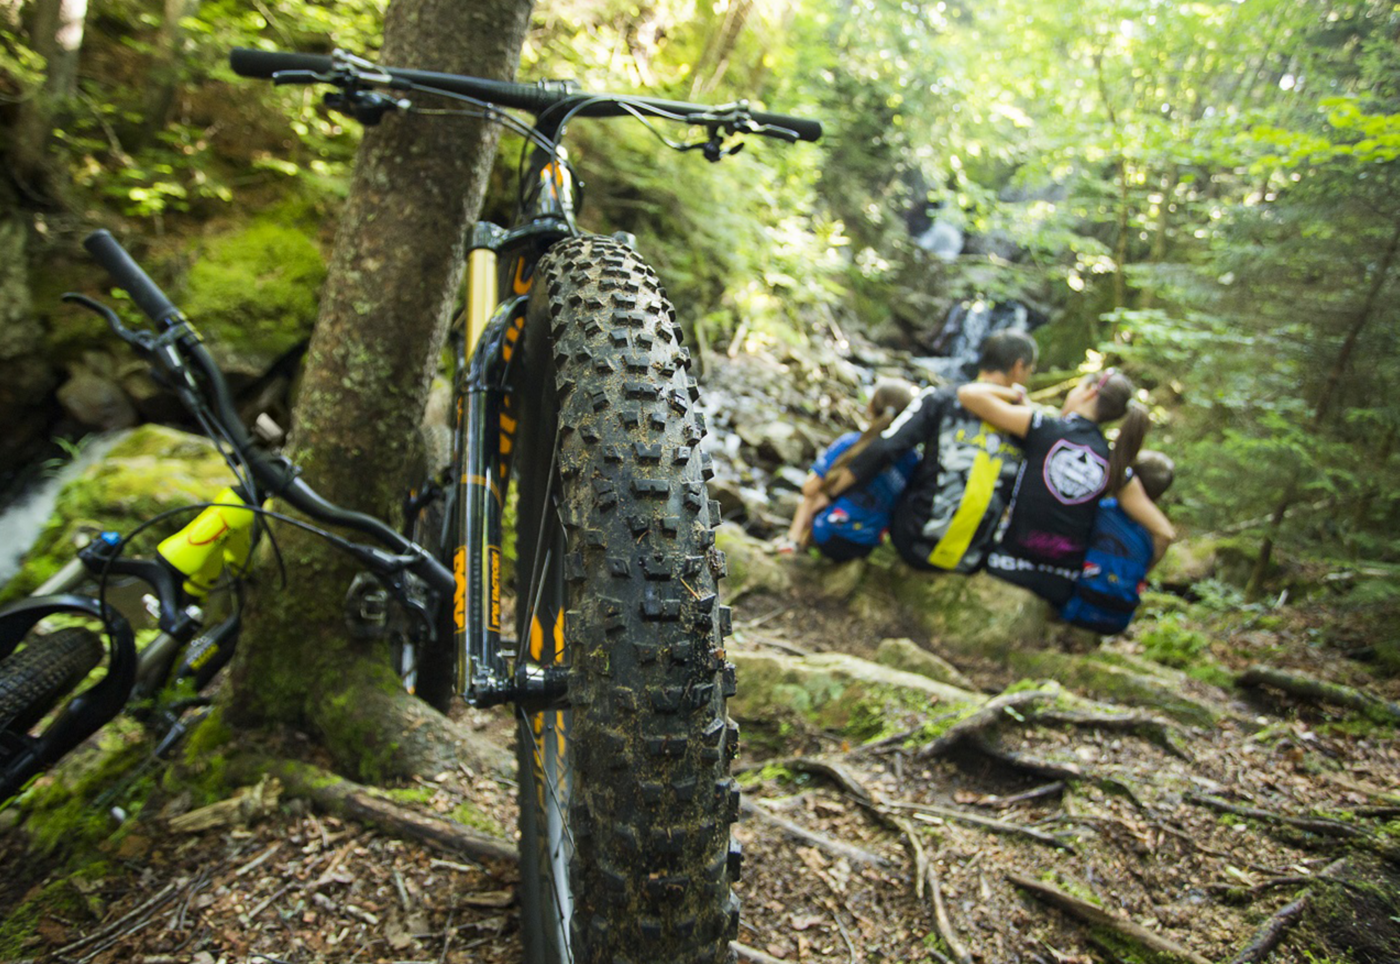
[3,578,1398,964]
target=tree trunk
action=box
[1250,215,1400,595]
[8,0,88,196]
[1311,217,1400,428]
[136,0,198,148]
[225,0,536,783]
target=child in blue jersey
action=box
[1059,450,1175,632]
[779,381,917,561]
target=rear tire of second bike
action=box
[0,627,105,734]
[513,236,740,964]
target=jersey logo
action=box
[1043,439,1108,505]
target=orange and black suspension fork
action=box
[455,220,568,707]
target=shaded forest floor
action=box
[3,565,1399,964]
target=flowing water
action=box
[0,433,123,589]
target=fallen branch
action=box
[1238,664,1400,723]
[1007,872,1213,964]
[231,757,516,864]
[1228,896,1308,964]
[885,798,1072,850]
[917,689,1057,760]
[739,796,892,868]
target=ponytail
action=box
[821,380,914,491]
[1108,403,1149,494]
[1089,369,1149,494]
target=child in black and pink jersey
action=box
[957,369,1175,606]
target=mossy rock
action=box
[889,569,1096,660]
[715,523,793,597]
[729,649,979,733]
[1009,648,1222,727]
[1151,538,1219,588]
[874,637,976,690]
[181,217,326,377]
[2,424,232,600]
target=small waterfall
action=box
[0,433,123,589]
[914,300,1038,381]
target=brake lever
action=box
[62,293,205,408]
[62,293,152,351]
[324,89,410,126]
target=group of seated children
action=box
[780,332,1176,633]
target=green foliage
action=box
[180,216,326,362]
[450,800,504,836]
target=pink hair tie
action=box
[1095,368,1116,392]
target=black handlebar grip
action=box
[751,111,822,143]
[230,47,334,79]
[83,230,181,326]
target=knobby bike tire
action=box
[513,236,740,964]
[0,627,105,734]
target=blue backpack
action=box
[1059,498,1153,634]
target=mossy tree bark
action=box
[224,0,535,783]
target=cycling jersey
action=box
[846,384,1022,572]
[986,411,1110,605]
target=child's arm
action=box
[956,382,1032,438]
[1117,475,1176,566]
[785,473,830,545]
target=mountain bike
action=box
[0,46,819,964]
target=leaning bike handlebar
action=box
[78,231,453,596]
[229,46,824,143]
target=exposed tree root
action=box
[1238,664,1400,723]
[228,756,516,865]
[1007,872,1214,964]
[1025,706,1190,760]
[739,796,893,869]
[916,689,1057,759]
[1227,896,1308,964]
[896,815,972,964]
[735,940,801,964]
[885,798,1072,850]
[979,781,1066,809]
[1187,793,1367,840]
[964,733,1084,782]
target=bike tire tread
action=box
[517,236,738,964]
[0,627,105,734]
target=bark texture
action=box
[226,0,536,781]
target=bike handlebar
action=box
[229,47,823,143]
[78,230,451,591]
[84,230,182,328]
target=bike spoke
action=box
[519,702,575,959]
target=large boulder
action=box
[715,523,793,597]
[180,217,325,380]
[874,637,977,691]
